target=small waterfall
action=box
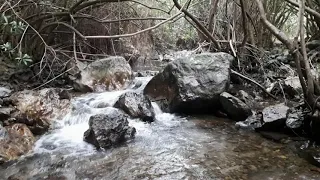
[33,76,172,154]
[151,102,163,115]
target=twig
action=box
[84,12,183,39]
[172,0,221,50]
[285,0,320,20]
[33,67,74,90]
[130,0,170,14]
[0,2,7,11]
[279,81,287,104]
[231,69,278,99]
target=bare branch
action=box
[255,0,293,49]
[285,0,320,20]
[231,70,277,99]
[130,0,170,14]
[172,0,221,50]
[84,12,183,39]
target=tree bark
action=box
[172,0,221,50]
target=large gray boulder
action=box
[220,92,252,121]
[144,52,234,113]
[70,56,133,92]
[84,108,136,149]
[114,92,155,122]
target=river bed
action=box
[0,77,319,180]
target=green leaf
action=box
[1,13,8,24]
[10,21,17,28]
[23,54,31,59]
[23,60,28,65]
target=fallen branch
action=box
[231,69,278,100]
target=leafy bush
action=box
[0,13,32,65]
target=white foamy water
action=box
[34,77,179,155]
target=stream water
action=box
[0,77,320,179]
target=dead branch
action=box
[285,0,320,20]
[130,0,170,14]
[84,12,183,39]
[73,15,167,23]
[172,0,221,50]
[231,69,278,100]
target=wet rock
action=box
[260,103,289,130]
[0,107,14,121]
[0,124,8,140]
[268,77,302,98]
[70,56,133,92]
[130,80,143,90]
[237,90,255,108]
[136,70,159,77]
[144,52,234,113]
[283,77,302,97]
[235,112,263,130]
[286,108,304,129]
[0,87,12,98]
[0,124,35,163]
[114,91,155,122]
[94,102,111,109]
[84,108,136,149]
[2,97,13,106]
[219,92,252,121]
[10,88,71,135]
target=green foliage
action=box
[0,42,14,58]
[0,13,26,35]
[0,13,32,66]
[0,42,33,66]
[15,51,33,66]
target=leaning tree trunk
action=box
[255,0,320,110]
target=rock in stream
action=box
[114,91,155,122]
[10,88,71,135]
[144,52,234,113]
[219,92,252,121]
[84,108,136,149]
[69,56,133,92]
[0,123,35,163]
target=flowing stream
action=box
[1,77,320,179]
